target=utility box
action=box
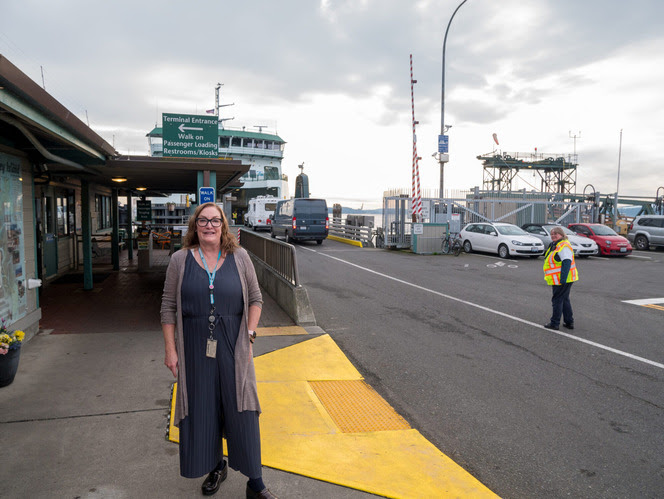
[137,229,153,271]
[346,214,375,228]
[411,223,448,254]
[615,219,630,235]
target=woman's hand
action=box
[165,349,178,378]
[162,324,178,378]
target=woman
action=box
[542,226,579,330]
[161,202,277,498]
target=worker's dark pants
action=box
[550,282,574,327]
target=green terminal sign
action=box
[136,200,152,221]
[162,113,219,158]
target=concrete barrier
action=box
[249,254,316,326]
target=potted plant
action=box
[0,318,25,387]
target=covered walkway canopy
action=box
[0,54,249,295]
[0,54,248,195]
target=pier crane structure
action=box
[477,151,577,194]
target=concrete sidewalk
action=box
[0,259,495,498]
[0,266,377,498]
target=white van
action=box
[245,195,279,231]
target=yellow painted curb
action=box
[255,334,363,382]
[167,383,179,443]
[327,235,363,247]
[256,325,308,337]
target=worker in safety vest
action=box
[542,226,579,330]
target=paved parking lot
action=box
[294,240,664,498]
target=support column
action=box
[126,192,133,260]
[196,170,217,217]
[111,188,120,271]
[81,179,93,290]
[196,170,217,199]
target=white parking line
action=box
[471,253,518,262]
[301,246,664,370]
[622,298,664,306]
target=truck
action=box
[245,195,279,231]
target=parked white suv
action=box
[627,215,664,250]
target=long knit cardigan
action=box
[160,246,263,427]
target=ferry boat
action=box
[145,113,289,216]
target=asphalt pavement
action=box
[293,241,664,498]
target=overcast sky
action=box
[2,0,662,208]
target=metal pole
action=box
[614,129,623,230]
[111,188,119,271]
[439,0,469,199]
[81,179,93,290]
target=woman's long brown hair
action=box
[183,202,239,254]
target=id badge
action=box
[206,338,217,358]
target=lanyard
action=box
[198,248,222,306]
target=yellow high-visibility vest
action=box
[543,240,579,285]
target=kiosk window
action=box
[56,193,75,236]
[95,194,112,230]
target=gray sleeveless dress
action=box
[178,250,262,479]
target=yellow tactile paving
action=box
[309,380,411,432]
[168,333,498,498]
[256,325,308,337]
[255,334,498,498]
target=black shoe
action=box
[543,323,559,330]
[202,461,227,496]
[563,323,574,330]
[246,485,278,499]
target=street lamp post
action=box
[439,0,469,199]
[614,129,623,230]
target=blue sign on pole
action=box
[438,134,449,153]
[199,187,215,204]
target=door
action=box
[42,195,58,277]
[650,218,664,245]
[34,197,44,281]
[484,225,500,253]
[473,224,491,252]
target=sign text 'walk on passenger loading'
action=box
[162,113,218,158]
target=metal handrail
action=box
[328,220,374,246]
[239,229,299,286]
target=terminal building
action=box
[146,118,289,221]
[0,54,248,340]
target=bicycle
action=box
[372,227,385,249]
[441,232,463,256]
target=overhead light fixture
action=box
[112,177,127,183]
[136,187,147,191]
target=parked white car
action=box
[521,224,598,257]
[460,222,545,258]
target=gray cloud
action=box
[1,0,662,198]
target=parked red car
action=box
[567,223,632,256]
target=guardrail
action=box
[239,229,299,286]
[328,220,374,247]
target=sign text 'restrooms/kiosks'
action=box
[162,113,219,158]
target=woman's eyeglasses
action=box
[196,217,222,228]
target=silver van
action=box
[270,198,328,244]
[627,215,664,250]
